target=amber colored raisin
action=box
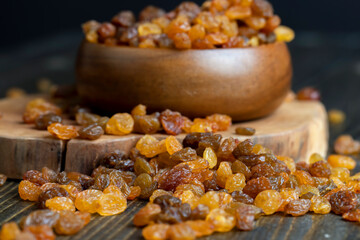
[23,225,55,240]
[309,161,331,178]
[334,135,360,155]
[167,223,196,240]
[206,114,232,131]
[0,174,7,186]
[158,165,192,191]
[75,189,103,213]
[0,222,21,240]
[47,123,79,140]
[142,224,170,240]
[293,170,314,186]
[106,113,134,135]
[111,11,135,27]
[226,5,251,20]
[263,15,281,33]
[22,210,60,228]
[136,135,167,158]
[23,98,61,124]
[165,136,183,155]
[328,109,346,125]
[284,199,311,216]
[187,220,214,237]
[190,204,210,220]
[243,176,272,198]
[54,210,85,235]
[18,180,42,201]
[35,113,63,130]
[45,197,75,212]
[310,195,331,214]
[78,124,104,140]
[93,174,110,191]
[296,87,321,101]
[274,25,295,42]
[342,209,360,222]
[329,190,358,215]
[328,154,356,170]
[216,162,232,188]
[254,190,282,215]
[97,192,127,216]
[235,127,256,136]
[206,208,236,232]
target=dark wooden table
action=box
[1,31,360,239]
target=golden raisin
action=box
[106,113,134,135]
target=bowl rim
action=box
[81,40,287,53]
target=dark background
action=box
[1,0,360,48]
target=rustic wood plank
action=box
[0,95,328,178]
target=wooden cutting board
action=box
[0,95,328,179]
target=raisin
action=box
[35,113,63,130]
[328,154,356,170]
[231,191,254,204]
[23,170,48,186]
[235,127,256,136]
[284,199,311,216]
[187,220,214,237]
[274,26,295,42]
[75,189,103,213]
[170,147,197,164]
[206,208,236,232]
[134,203,162,226]
[78,124,104,140]
[97,192,127,216]
[45,197,75,212]
[111,11,135,27]
[139,6,166,21]
[22,210,60,228]
[309,161,331,178]
[18,180,42,201]
[243,176,272,198]
[190,204,210,220]
[167,223,196,240]
[142,224,170,240]
[158,165,192,191]
[54,210,85,235]
[0,174,7,186]
[100,151,127,168]
[334,135,357,154]
[134,173,157,199]
[251,0,273,17]
[23,98,61,124]
[134,157,155,176]
[233,139,254,157]
[38,187,70,209]
[232,160,252,180]
[0,222,21,240]
[342,209,360,222]
[23,225,55,240]
[176,2,201,21]
[310,195,331,214]
[296,87,321,101]
[47,123,79,140]
[106,113,134,135]
[97,22,116,40]
[133,114,161,134]
[41,167,57,183]
[329,190,357,215]
[254,190,282,215]
[159,110,184,135]
[235,204,256,231]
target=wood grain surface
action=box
[1,31,360,240]
[0,95,327,178]
[76,41,292,121]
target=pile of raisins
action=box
[82,0,294,50]
[23,98,233,140]
[2,132,360,239]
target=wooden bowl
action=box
[76,41,292,121]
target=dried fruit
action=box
[97,192,127,216]
[142,224,170,240]
[327,154,356,170]
[78,124,104,140]
[328,109,346,125]
[254,190,282,215]
[334,135,360,155]
[54,210,85,235]
[18,180,42,201]
[23,98,61,123]
[329,190,357,214]
[47,123,79,140]
[106,113,134,135]
[45,197,75,212]
[75,189,103,213]
[296,87,321,101]
[35,113,63,130]
[284,199,311,216]
[235,127,256,136]
[206,208,236,232]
